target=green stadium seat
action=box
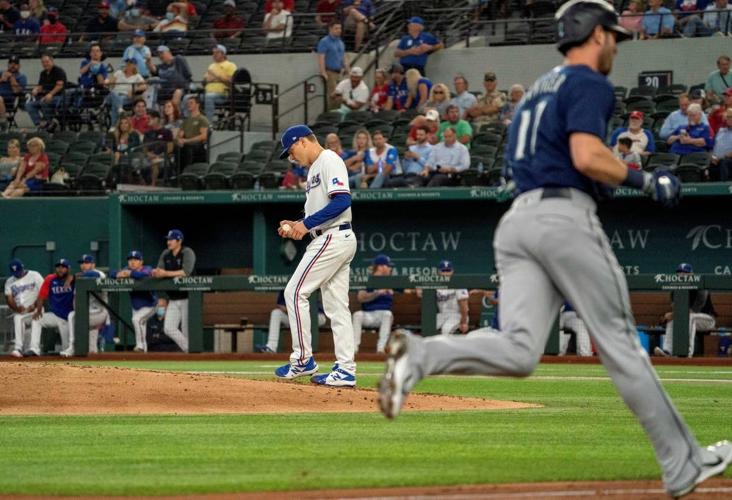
[644,153,680,171]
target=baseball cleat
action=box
[654,347,670,357]
[312,366,356,387]
[378,329,412,419]
[23,350,39,357]
[10,350,23,358]
[274,357,318,379]
[669,440,732,498]
[59,347,74,358]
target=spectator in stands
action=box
[0,56,27,127]
[38,7,66,45]
[656,263,716,357]
[676,0,712,37]
[667,103,714,154]
[81,1,118,42]
[615,137,643,170]
[424,82,450,119]
[27,53,66,130]
[325,132,345,156]
[131,98,150,133]
[362,129,400,188]
[342,0,375,51]
[709,87,732,133]
[162,99,182,136]
[466,71,507,128]
[690,87,707,109]
[500,83,524,124]
[110,250,156,352]
[143,110,172,185]
[332,66,369,116]
[393,125,432,187]
[178,95,209,167]
[384,62,408,111]
[705,55,731,106]
[403,68,431,111]
[146,0,169,18]
[202,44,236,123]
[262,0,292,43]
[660,93,709,138]
[703,0,732,34]
[641,0,676,39]
[609,110,656,156]
[620,0,645,34]
[153,4,189,38]
[343,128,371,186]
[107,0,126,19]
[352,254,394,353]
[449,75,477,119]
[0,139,21,189]
[106,57,146,126]
[711,107,732,180]
[421,126,470,187]
[147,45,191,108]
[316,0,340,27]
[119,1,158,31]
[2,137,48,197]
[29,0,45,20]
[264,0,294,12]
[13,3,40,40]
[438,104,473,147]
[395,16,443,76]
[369,68,388,112]
[122,29,152,78]
[317,20,349,111]
[407,108,440,145]
[110,115,142,165]
[213,0,245,40]
[281,163,307,189]
[75,43,108,107]
[0,0,20,33]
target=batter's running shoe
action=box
[379,329,415,419]
[668,440,732,498]
[274,357,318,379]
[311,364,356,387]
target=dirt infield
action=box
[0,363,539,415]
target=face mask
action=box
[165,11,175,20]
[20,10,30,18]
[156,307,165,317]
[129,8,139,17]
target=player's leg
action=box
[180,299,189,350]
[661,319,674,354]
[12,313,27,356]
[376,310,393,353]
[435,312,446,333]
[440,313,460,335]
[352,310,365,352]
[164,299,188,352]
[572,316,592,357]
[266,308,288,352]
[689,313,715,358]
[56,315,71,354]
[28,311,46,355]
[89,309,109,353]
[132,307,155,352]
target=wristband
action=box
[622,168,651,193]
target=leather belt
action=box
[540,187,572,200]
[312,223,352,238]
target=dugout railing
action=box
[72,273,730,357]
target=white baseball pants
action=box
[437,312,461,335]
[663,312,715,357]
[352,310,393,353]
[133,307,156,351]
[31,312,70,351]
[285,229,357,373]
[267,308,325,352]
[68,309,109,353]
[164,299,189,352]
[12,312,35,353]
[559,310,592,356]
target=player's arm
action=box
[357,290,381,303]
[5,293,22,313]
[289,193,351,240]
[458,297,469,333]
[130,266,153,279]
[33,275,53,319]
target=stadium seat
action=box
[70,141,98,156]
[673,164,705,182]
[484,167,504,186]
[628,86,657,99]
[678,152,711,169]
[63,151,90,166]
[315,111,342,124]
[644,152,680,171]
[76,162,112,193]
[177,162,211,191]
[472,132,503,148]
[231,171,256,189]
[348,111,373,124]
[217,152,246,164]
[471,144,498,159]
[203,161,238,190]
[613,86,628,100]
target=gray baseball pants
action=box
[404,188,706,492]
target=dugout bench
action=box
[71,273,729,357]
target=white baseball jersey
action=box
[436,288,469,314]
[4,271,44,309]
[86,270,107,313]
[304,149,352,231]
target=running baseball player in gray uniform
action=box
[378,1,731,497]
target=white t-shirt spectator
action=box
[4,271,44,309]
[110,69,145,97]
[335,78,370,110]
[264,9,292,39]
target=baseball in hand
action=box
[282,223,292,234]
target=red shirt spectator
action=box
[407,109,440,144]
[709,88,732,134]
[316,0,340,25]
[131,99,150,134]
[38,9,67,45]
[369,68,388,112]
[213,0,246,39]
[265,0,294,12]
[21,152,49,180]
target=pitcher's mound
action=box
[0,363,540,416]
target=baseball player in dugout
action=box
[152,229,196,352]
[4,259,44,357]
[67,254,109,355]
[378,1,732,497]
[32,259,75,357]
[352,254,395,353]
[274,124,357,387]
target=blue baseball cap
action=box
[373,254,393,267]
[78,254,95,264]
[133,29,146,37]
[127,250,143,260]
[677,262,693,273]
[166,229,184,241]
[279,125,314,159]
[55,258,70,268]
[8,259,24,278]
[438,260,453,272]
[408,16,424,25]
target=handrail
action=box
[349,0,409,75]
[272,73,326,138]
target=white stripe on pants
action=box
[437,312,461,335]
[352,310,393,352]
[12,313,34,352]
[559,310,592,356]
[164,299,189,352]
[663,312,715,357]
[267,308,325,352]
[68,309,109,353]
[31,312,69,351]
[284,230,357,372]
[133,307,156,351]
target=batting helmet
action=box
[676,263,693,274]
[555,0,631,55]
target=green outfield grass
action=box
[1,361,731,496]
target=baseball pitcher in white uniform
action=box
[4,259,44,357]
[67,254,109,355]
[418,260,469,335]
[274,124,358,387]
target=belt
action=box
[540,187,572,200]
[311,223,351,238]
